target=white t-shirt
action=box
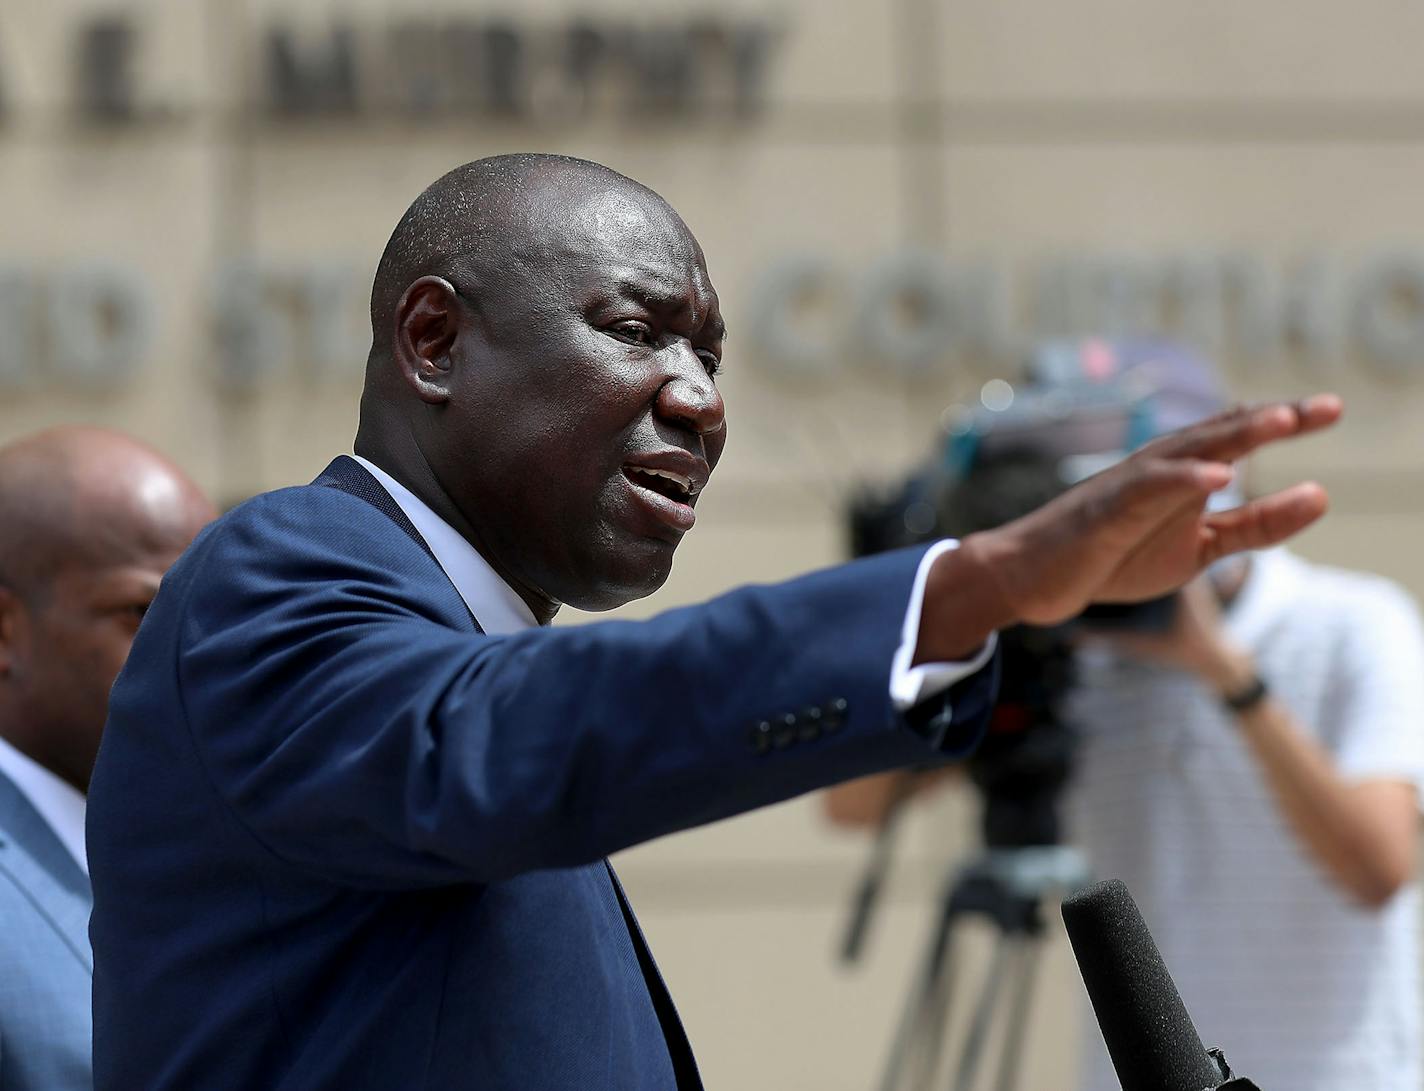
[1066,548,1424,1091]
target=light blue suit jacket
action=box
[0,770,92,1091]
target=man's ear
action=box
[394,276,465,405]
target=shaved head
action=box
[0,427,215,789]
[0,427,211,600]
[368,153,682,351]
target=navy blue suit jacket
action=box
[88,457,996,1090]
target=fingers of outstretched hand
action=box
[1147,394,1342,464]
[1201,482,1329,561]
[1294,392,1346,432]
[1108,458,1234,528]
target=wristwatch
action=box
[1222,673,1269,714]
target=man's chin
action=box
[561,543,676,613]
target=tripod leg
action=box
[909,934,959,1089]
[950,932,1014,1091]
[993,937,1043,1091]
[878,908,959,1091]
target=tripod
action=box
[876,846,1090,1091]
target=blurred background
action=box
[6,0,1424,1086]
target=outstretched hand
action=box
[917,395,1342,660]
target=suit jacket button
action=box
[926,707,954,741]
[749,721,774,754]
[823,697,849,731]
[797,707,823,742]
[772,713,798,749]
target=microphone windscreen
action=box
[1061,879,1222,1091]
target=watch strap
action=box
[1223,673,1269,713]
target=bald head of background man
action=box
[355,153,727,621]
[0,427,215,792]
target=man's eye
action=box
[610,322,654,345]
[697,352,722,378]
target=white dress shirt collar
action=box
[350,456,539,634]
[0,734,87,875]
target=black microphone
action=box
[1061,879,1261,1091]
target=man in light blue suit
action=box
[0,428,213,1091]
[89,154,1341,1090]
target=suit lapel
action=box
[315,456,483,634]
[0,772,93,973]
[317,456,441,565]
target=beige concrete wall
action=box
[5,1,1424,1086]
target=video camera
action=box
[846,339,1186,848]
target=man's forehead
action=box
[550,189,716,304]
[549,187,702,269]
[575,187,677,243]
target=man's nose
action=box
[655,350,725,437]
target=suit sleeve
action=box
[174,491,996,888]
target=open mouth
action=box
[623,465,697,504]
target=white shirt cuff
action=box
[889,539,999,712]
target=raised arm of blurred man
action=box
[0,428,213,1091]
[1106,566,1421,908]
